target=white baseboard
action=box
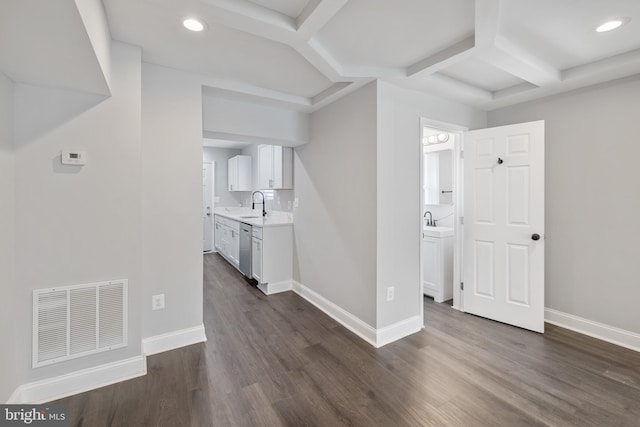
[257,280,293,295]
[8,356,146,404]
[7,325,209,404]
[142,324,207,356]
[292,280,378,347]
[545,308,640,353]
[376,315,423,347]
[292,281,421,348]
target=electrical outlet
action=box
[152,294,165,310]
[386,287,395,302]
[287,200,292,210]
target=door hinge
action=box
[460,150,464,159]
[460,216,464,224]
[460,282,464,290]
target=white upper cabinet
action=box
[257,145,293,190]
[228,155,252,192]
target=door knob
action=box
[531,233,541,241]
[497,157,504,164]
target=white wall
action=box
[293,82,378,326]
[488,76,640,335]
[12,42,142,383]
[0,71,17,401]
[203,96,309,146]
[202,146,244,207]
[141,63,204,338]
[376,81,486,328]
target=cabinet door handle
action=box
[230,184,233,191]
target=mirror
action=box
[424,148,453,205]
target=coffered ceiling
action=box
[106,0,640,110]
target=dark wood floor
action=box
[55,253,640,426]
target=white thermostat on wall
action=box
[61,149,87,165]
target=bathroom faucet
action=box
[252,191,267,217]
[423,211,436,227]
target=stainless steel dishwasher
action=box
[239,223,252,278]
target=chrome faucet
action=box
[423,210,436,227]
[252,191,267,217]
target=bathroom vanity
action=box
[422,226,454,303]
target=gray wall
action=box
[376,81,487,328]
[293,82,378,326]
[12,42,143,383]
[202,146,244,207]
[203,96,310,146]
[0,72,17,401]
[141,63,204,338]
[488,75,640,334]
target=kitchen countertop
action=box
[214,208,293,228]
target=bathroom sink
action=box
[423,226,454,238]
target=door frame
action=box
[203,161,215,252]
[419,118,467,320]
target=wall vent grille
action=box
[32,280,128,368]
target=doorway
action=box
[419,118,546,333]
[203,161,214,252]
[419,119,465,312]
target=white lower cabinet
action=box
[214,215,240,268]
[251,225,292,295]
[422,229,454,303]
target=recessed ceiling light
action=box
[183,18,205,32]
[596,17,630,33]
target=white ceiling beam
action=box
[200,77,312,111]
[310,79,372,111]
[202,130,306,147]
[421,73,494,105]
[473,0,560,87]
[475,0,500,48]
[491,82,537,100]
[202,0,348,83]
[296,0,349,40]
[312,81,351,104]
[341,65,405,79]
[562,48,640,82]
[295,37,344,81]
[406,36,476,78]
[485,49,640,110]
[201,0,296,44]
[486,36,561,86]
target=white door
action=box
[463,121,545,332]
[203,162,214,252]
